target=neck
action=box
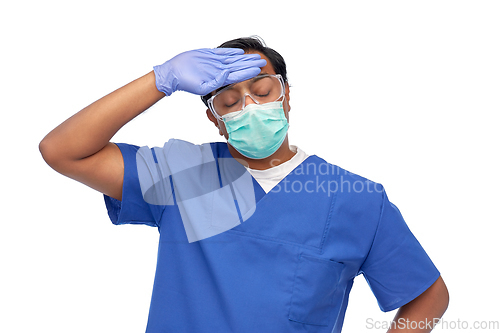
[227,136,296,170]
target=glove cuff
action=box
[153,61,178,96]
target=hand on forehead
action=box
[209,52,272,96]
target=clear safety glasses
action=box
[208,74,285,120]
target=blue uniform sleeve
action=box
[359,187,440,312]
[103,143,166,228]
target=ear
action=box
[206,109,224,136]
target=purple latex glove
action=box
[153,48,267,96]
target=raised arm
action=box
[39,71,163,200]
[39,48,266,200]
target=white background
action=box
[1,1,499,332]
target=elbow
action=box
[39,138,50,162]
[39,138,55,166]
[39,138,65,171]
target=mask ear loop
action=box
[276,76,289,121]
[279,95,290,129]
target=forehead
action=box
[247,51,275,75]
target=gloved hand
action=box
[153,48,267,96]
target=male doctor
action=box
[40,37,449,332]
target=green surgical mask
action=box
[222,101,289,159]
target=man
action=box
[40,37,449,332]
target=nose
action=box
[243,94,258,107]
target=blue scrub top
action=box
[104,139,440,333]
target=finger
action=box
[224,58,267,71]
[209,48,245,56]
[225,67,262,85]
[220,53,263,64]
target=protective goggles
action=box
[207,74,285,120]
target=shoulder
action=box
[125,140,239,184]
[134,139,220,165]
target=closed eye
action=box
[225,101,239,108]
[255,91,270,97]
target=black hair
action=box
[201,36,287,107]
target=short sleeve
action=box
[359,187,440,312]
[103,143,166,227]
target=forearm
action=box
[40,71,164,163]
[387,276,449,333]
